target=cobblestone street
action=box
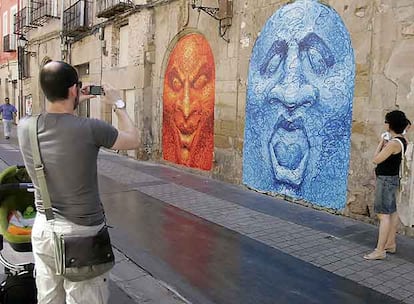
[96,151,414,303]
[2,129,414,303]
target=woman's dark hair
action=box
[385,110,409,134]
[39,61,79,102]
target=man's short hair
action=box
[39,61,79,102]
[5,97,9,102]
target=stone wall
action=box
[23,0,414,226]
[148,0,414,224]
[340,0,414,220]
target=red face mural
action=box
[163,33,215,171]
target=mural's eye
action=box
[193,74,209,90]
[307,48,328,75]
[268,98,280,105]
[170,77,183,92]
[260,40,287,76]
[266,54,283,75]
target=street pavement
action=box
[0,128,185,304]
[96,152,414,304]
[1,126,414,302]
[0,242,143,304]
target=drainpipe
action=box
[60,0,65,61]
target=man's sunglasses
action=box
[67,81,82,88]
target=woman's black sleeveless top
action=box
[375,137,407,176]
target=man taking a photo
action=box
[17,61,139,303]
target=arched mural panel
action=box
[162,33,215,171]
[243,0,355,209]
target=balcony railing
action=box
[63,1,92,37]
[14,7,36,35]
[31,0,59,26]
[3,34,16,52]
[96,0,133,18]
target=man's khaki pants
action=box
[32,214,109,304]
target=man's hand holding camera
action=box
[101,85,122,107]
[79,84,122,107]
[79,85,97,103]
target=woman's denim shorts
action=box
[374,175,399,214]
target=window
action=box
[75,62,89,75]
[10,6,17,48]
[18,48,30,79]
[52,0,58,17]
[24,53,31,78]
[10,6,17,33]
[119,25,128,67]
[3,12,8,37]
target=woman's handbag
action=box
[393,138,409,193]
[393,137,414,227]
[29,115,115,282]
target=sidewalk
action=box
[3,125,414,303]
[97,151,414,304]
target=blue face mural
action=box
[243,0,355,209]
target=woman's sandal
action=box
[364,249,386,260]
[385,246,396,254]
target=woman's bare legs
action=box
[384,212,399,251]
[364,214,390,259]
[376,214,391,251]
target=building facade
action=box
[16,0,414,229]
[0,0,19,113]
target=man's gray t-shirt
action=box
[18,113,118,226]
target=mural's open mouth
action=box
[175,117,201,150]
[268,119,309,186]
[176,125,202,163]
[179,132,196,150]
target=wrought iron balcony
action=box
[31,0,59,26]
[3,34,17,52]
[96,0,133,18]
[63,1,92,37]
[14,7,36,35]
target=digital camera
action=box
[89,85,103,95]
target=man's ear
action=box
[68,84,78,98]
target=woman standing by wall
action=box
[364,110,410,260]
